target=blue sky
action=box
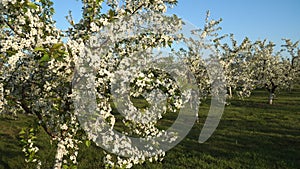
[52,0,300,51]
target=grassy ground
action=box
[0,88,299,169]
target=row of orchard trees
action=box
[179,12,300,105]
[0,0,299,168]
[214,36,300,105]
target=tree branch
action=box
[0,16,24,38]
[20,84,56,138]
[131,3,145,15]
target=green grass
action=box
[1,88,299,169]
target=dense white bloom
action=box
[61,124,68,130]
[90,22,100,32]
[100,18,109,26]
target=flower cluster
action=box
[53,114,81,169]
[19,127,42,168]
[0,83,6,110]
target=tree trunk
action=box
[228,86,232,98]
[53,141,64,169]
[288,83,293,93]
[266,81,277,105]
[269,92,274,105]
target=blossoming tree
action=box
[214,34,255,98]
[249,40,290,105]
[0,0,191,168]
[280,39,300,92]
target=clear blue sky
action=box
[52,0,300,51]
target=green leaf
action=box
[29,128,35,133]
[50,7,55,14]
[85,140,91,147]
[57,49,67,55]
[71,165,78,169]
[168,41,173,47]
[40,53,50,62]
[19,129,26,135]
[62,165,69,169]
[52,43,64,50]
[27,2,38,10]
[108,9,115,19]
[34,47,45,52]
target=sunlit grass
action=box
[0,88,299,169]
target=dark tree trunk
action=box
[266,81,277,105]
